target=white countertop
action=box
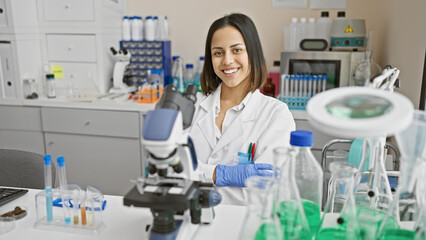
[0,188,246,240]
[0,97,156,112]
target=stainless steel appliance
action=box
[280,51,365,89]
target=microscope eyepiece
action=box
[184,84,197,103]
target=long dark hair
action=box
[200,13,266,95]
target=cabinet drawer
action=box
[0,106,42,131]
[41,108,140,138]
[48,61,97,87]
[0,0,7,28]
[42,0,95,22]
[46,34,97,62]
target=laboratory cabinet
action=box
[0,105,45,154]
[41,107,142,196]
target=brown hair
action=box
[200,13,266,95]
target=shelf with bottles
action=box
[34,184,106,235]
[120,41,172,86]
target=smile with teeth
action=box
[223,68,238,74]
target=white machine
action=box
[109,47,135,93]
[123,85,221,240]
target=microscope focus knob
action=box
[172,162,183,174]
[147,163,156,175]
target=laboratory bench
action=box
[0,188,245,240]
[0,99,345,196]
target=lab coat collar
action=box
[197,85,261,155]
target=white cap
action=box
[291,17,298,23]
[309,18,315,23]
[301,17,307,23]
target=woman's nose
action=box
[222,53,234,65]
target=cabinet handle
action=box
[85,121,91,126]
[64,4,71,9]
[48,141,54,145]
[70,74,75,78]
[67,45,74,51]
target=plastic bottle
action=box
[296,17,307,50]
[289,17,298,50]
[194,56,204,91]
[291,130,323,237]
[131,16,142,41]
[184,64,195,89]
[155,15,168,41]
[164,16,169,40]
[267,61,280,97]
[144,16,155,41]
[316,11,332,47]
[263,78,275,97]
[307,18,316,39]
[122,16,131,41]
[46,74,56,98]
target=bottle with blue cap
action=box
[290,130,323,238]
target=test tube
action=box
[284,74,290,98]
[322,74,327,92]
[298,74,303,107]
[43,155,53,223]
[317,74,322,94]
[57,156,71,224]
[81,192,87,226]
[87,192,93,227]
[72,189,79,224]
[303,74,307,98]
[156,80,160,100]
[307,74,312,98]
[313,74,318,96]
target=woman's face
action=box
[210,26,250,89]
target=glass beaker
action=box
[238,176,281,240]
[317,161,360,240]
[273,147,310,240]
[353,30,382,86]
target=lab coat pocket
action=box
[232,152,253,165]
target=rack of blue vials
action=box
[278,73,328,111]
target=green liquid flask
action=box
[238,176,281,240]
[273,147,310,239]
[290,130,323,237]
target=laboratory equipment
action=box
[144,16,155,41]
[0,188,28,207]
[291,130,323,237]
[23,78,38,99]
[316,161,361,240]
[307,70,414,238]
[378,110,426,238]
[56,156,71,224]
[109,47,136,94]
[280,51,365,89]
[263,78,275,97]
[353,30,382,86]
[274,147,311,239]
[194,56,205,91]
[45,74,56,98]
[34,184,105,234]
[330,14,366,51]
[123,84,221,240]
[43,155,53,223]
[239,176,281,240]
[122,16,131,41]
[184,64,195,89]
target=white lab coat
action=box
[188,88,296,205]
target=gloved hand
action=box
[215,163,273,187]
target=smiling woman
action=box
[187,13,296,205]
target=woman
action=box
[188,13,295,205]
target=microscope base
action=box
[109,85,136,94]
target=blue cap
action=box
[153,16,158,20]
[172,56,180,60]
[146,16,152,20]
[43,155,52,166]
[199,56,205,60]
[290,130,314,147]
[57,156,65,167]
[186,64,193,68]
[208,190,222,206]
[123,16,129,19]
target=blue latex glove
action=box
[215,164,273,187]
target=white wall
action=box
[127,0,426,108]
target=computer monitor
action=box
[420,50,426,110]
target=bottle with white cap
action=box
[289,17,298,50]
[307,17,316,39]
[144,16,155,41]
[122,16,131,41]
[296,17,307,50]
[131,16,142,41]
[316,11,332,46]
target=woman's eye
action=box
[213,51,222,56]
[234,48,242,53]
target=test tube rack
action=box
[34,184,105,235]
[120,40,172,86]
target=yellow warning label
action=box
[344,24,354,33]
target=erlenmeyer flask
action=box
[415,162,426,240]
[317,161,360,240]
[353,30,382,86]
[273,147,310,240]
[239,176,281,240]
[353,136,397,239]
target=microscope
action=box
[123,84,221,240]
[109,47,136,93]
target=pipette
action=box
[43,155,53,223]
[57,156,71,224]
